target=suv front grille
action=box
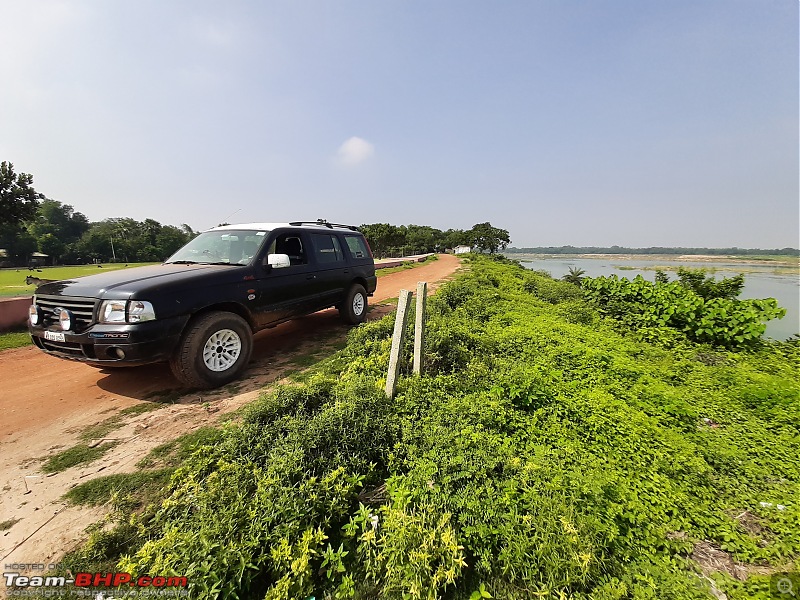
[36,295,98,333]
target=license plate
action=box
[44,330,66,342]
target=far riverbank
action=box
[505,253,799,341]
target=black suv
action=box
[27,221,377,388]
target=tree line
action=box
[0,162,195,266]
[1,161,512,266]
[358,222,510,258]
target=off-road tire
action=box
[339,284,368,325]
[169,311,253,389]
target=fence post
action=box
[413,281,427,375]
[385,289,413,398]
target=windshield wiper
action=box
[167,260,241,266]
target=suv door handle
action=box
[306,275,316,280]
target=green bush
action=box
[583,274,786,349]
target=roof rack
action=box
[288,219,360,232]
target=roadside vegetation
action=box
[39,403,162,474]
[583,268,786,350]
[0,327,30,350]
[41,443,118,474]
[377,254,439,276]
[55,255,798,599]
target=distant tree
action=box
[156,225,195,259]
[27,199,90,263]
[442,228,470,249]
[405,224,443,254]
[38,233,65,260]
[469,222,511,254]
[0,162,43,229]
[73,218,196,263]
[360,223,406,257]
[562,266,586,286]
[654,270,670,284]
[0,223,37,263]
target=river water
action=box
[511,256,799,341]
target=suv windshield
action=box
[165,229,269,265]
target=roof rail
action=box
[288,219,360,231]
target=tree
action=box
[469,222,510,254]
[0,162,45,264]
[442,228,470,249]
[405,224,444,254]
[0,223,37,263]
[27,199,90,262]
[73,218,196,263]
[359,223,406,257]
[0,162,43,229]
[38,233,65,260]
[562,266,587,286]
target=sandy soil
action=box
[0,254,461,567]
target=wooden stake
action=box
[386,289,413,398]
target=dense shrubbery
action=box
[582,272,786,350]
[70,256,798,599]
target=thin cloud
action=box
[190,17,239,48]
[336,137,375,166]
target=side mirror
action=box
[267,253,290,269]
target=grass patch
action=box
[41,443,118,474]
[143,388,184,403]
[288,351,324,368]
[0,518,20,531]
[376,254,438,276]
[282,332,350,370]
[0,263,159,297]
[0,328,31,351]
[136,427,225,469]
[78,402,160,442]
[65,469,174,508]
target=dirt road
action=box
[0,254,460,565]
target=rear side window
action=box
[310,234,344,264]
[344,235,369,259]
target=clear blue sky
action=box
[1,1,797,248]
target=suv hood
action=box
[34,264,250,298]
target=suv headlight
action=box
[100,300,156,323]
[128,300,156,322]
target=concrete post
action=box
[385,289,413,398]
[413,281,427,375]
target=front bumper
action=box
[29,315,189,366]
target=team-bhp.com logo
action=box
[4,570,188,591]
